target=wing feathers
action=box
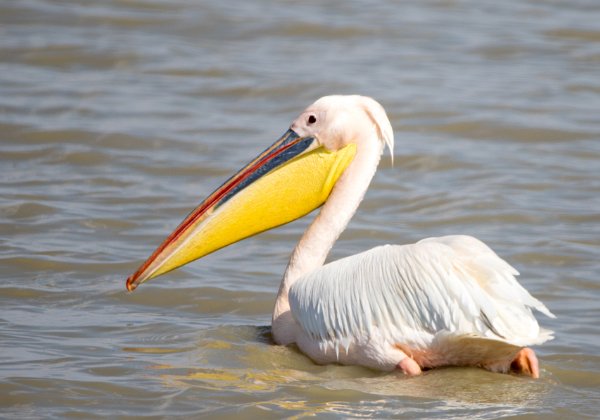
[289,235,554,355]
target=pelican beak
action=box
[126,129,356,291]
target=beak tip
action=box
[126,275,137,292]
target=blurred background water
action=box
[1,0,599,418]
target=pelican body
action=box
[126,95,554,377]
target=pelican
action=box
[126,95,554,377]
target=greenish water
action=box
[1,0,599,418]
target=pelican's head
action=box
[126,95,394,291]
[291,95,394,157]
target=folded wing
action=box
[288,235,554,355]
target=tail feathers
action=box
[428,235,556,341]
[524,327,554,346]
[531,299,556,319]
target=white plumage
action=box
[289,235,554,370]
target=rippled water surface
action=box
[2,0,599,418]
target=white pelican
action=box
[126,95,554,377]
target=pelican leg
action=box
[397,354,422,376]
[510,347,539,378]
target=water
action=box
[1,0,599,417]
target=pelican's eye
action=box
[307,115,317,125]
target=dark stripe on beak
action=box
[219,130,315,206]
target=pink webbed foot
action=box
[398,356,422,376]
[510,347,540,378]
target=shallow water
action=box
[1,0,599,418]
